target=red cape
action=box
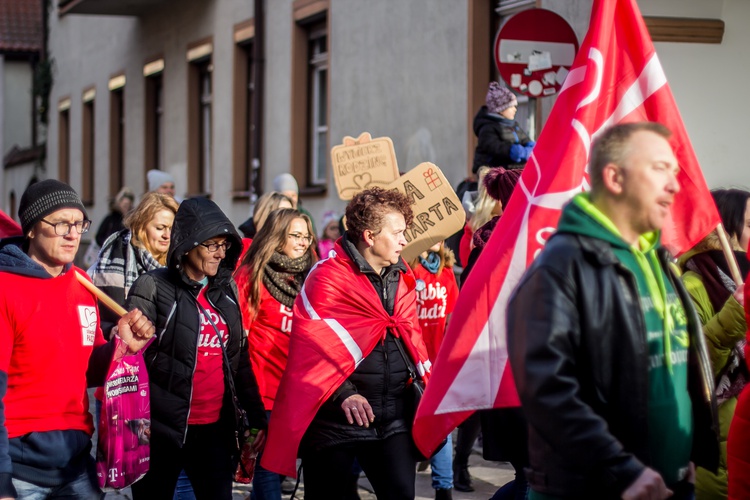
[261,241,430,477]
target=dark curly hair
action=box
[345,187,414,243]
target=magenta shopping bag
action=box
[96,337,151,490]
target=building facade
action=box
[2,0,748,243]
[0,0,45,222]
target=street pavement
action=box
[104,450,514,499]
[92,391,514,499]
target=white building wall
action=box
[642,0,750,190]
[44,0,750,236]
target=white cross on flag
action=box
[412,0,721,458]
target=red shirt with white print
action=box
[189,285,229,424]
[413,264,459,361]
[247,284,293,411]
[0,267,106,438]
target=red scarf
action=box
[261,241,430,477]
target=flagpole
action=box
[715,223,745,286]
[75,270,128,316]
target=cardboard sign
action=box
[387,163,466,263]
[331,132,400,200]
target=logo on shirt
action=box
[198,309,229,349]
[416,282,448,320]
[280,304,293,333]
[78,305,97,346]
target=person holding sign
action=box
[0,180,154,500]
[262,187,431,500]
[471,82,535,174]
[410,241,459,500]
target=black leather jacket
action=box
[507,232,719,498]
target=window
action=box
[187,40,213,196]
[290,6,329,195]
[82,89,95,205]
[58,99,70,183]
[109,77,125,197]
[199,62,212,195]
[144,61,164,177]
[233,22,263,201]
[308,25,328,187]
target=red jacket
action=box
[235,267,293,411]
[261,241,430,477]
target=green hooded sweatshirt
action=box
[531,193,692,498]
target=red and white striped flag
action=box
[412,0,721,458]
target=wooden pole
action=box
[75,270,128,316]
[715,223,744,286]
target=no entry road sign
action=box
[494,9,579,98]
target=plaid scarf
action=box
[88,229,163,306]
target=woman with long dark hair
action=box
[235,208,317,500]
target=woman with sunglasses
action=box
[127,197,267,500]
[234,208,317,500]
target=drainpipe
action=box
[251,0,265,199]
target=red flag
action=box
[412,0,720,458]
[0,210,21,238]
[261,242,431,477]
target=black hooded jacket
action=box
[472,105,532,173]
[127,198,266,448]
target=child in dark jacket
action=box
[472,82,535,174]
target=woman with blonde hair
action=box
[88,191,179,337]
[234,208,317,500]
[457,167,501,267]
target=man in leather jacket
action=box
[507,122,719,500]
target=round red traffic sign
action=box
[494,9,578,98]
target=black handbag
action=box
[393,335,424,414]
[393,336,446,460]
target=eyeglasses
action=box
[41,219,92,236]
[288,232,313,244]
[199,241,232,252]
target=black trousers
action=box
[301,432,420,500]
[131,421,235,500]
[453,412,481,469]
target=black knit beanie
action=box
[19,179,88,235]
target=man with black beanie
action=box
[0,179,155,499]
